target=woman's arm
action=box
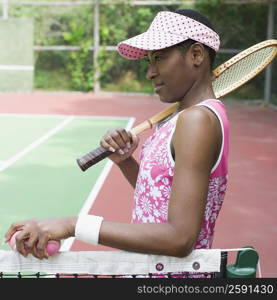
[117,156,140,189]
[5,106,221,259]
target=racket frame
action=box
[77,39,277,171]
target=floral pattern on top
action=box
[130,100,229,278]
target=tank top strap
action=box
[195,99,229,177]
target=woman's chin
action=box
[158,94,179,104]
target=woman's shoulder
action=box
[174,103,222,145]
[177,99,227,125]
[177,104,217,126]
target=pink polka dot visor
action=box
[117,11,220,60]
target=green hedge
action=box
[9,0,275,101]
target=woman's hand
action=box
[4,217,77,259]
[100,129,139,165]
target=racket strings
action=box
[213,46,276,97]
[214,50,261,91]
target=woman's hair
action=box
[174,9,217,68]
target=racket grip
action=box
[76,146,113,171]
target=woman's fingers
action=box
[23,233,37,253]
[100,136,120,153]
[99,128,139,165]
[15,230,29,257]
[5,217,74,259]
[4,221,24,243]
[35,235,50,259]
[101,129,133,154]
[117,129,132,150]
[5,219,47,259]
[129,131,139,149]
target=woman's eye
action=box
[154,56,161,62]
[145,55,163,64]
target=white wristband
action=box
[75,215,104,245]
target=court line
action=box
[60,117,136,251]
[0,116,74,172]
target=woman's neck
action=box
[178,74,215,112]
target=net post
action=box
[225,246,259,278]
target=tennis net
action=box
[0,247,258,278]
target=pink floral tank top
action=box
[132,99,229,253]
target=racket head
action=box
[212,39,277,98]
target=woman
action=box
[5,9,229,278]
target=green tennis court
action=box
[0,114,132,250]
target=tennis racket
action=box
[77,39,277,171]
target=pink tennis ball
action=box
[45,240,60,256]
[8,231,60,256]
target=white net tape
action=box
[0,249,222,275]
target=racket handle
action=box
[76,146,113,171]
[76,120,153,171]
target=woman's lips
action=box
[154,84,164,93]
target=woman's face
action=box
[146,45,199,103]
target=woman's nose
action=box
[146,64,158,80]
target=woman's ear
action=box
[190,43,205,67]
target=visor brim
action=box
[117,30,187,60]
